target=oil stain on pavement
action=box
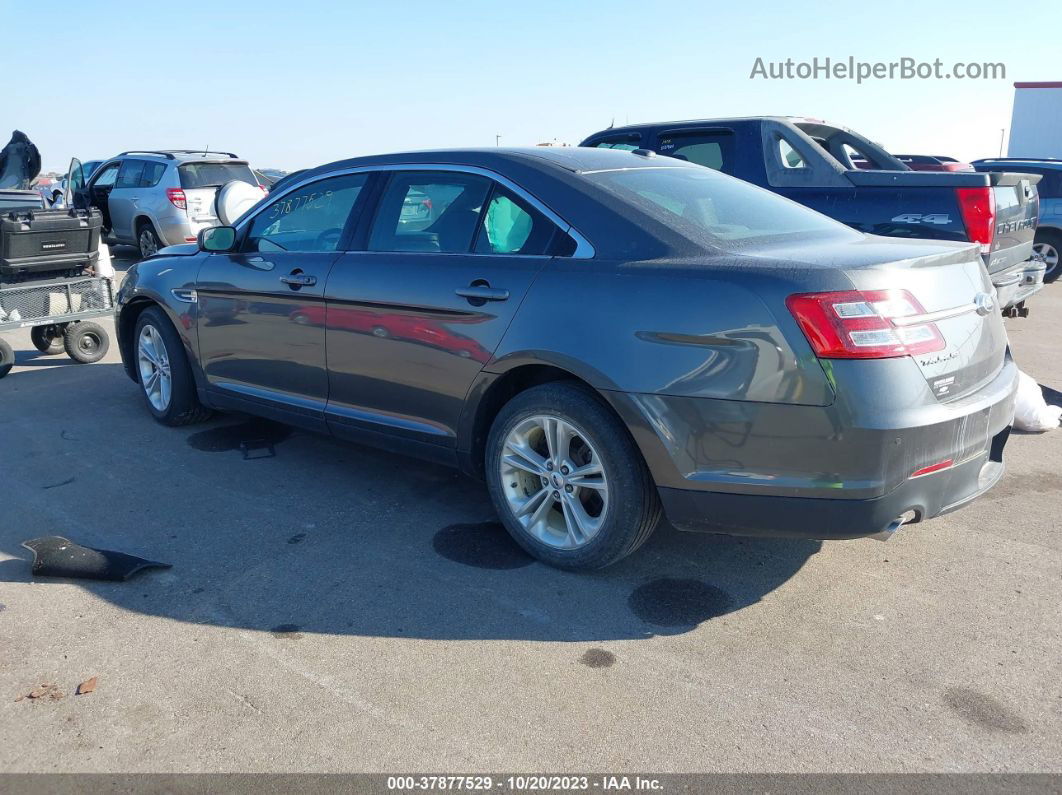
[580,648,616,668]
[432,522,534,570]
[628,578,733,627]
[186,419,292,453]
[943,687,1028,733]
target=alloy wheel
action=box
[139,228,159,258]
[499,415,609,550]
[1033,242,1058,279]
[137,325,172,411]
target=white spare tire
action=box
[216,180,264,226]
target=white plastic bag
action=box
[95,243,115,279]
[1013,371,1061,432]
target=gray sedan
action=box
[114,147,1016,569]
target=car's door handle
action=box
[280,273,317,288]
[455,286,509,302]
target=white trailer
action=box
[1008,82,1062,159]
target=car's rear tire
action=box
[485,381,661,570]
[0,338,14,378]
[63,321,109,363]
[137,221,162,259]
[134,306,212,426]
[1034,229,1061,284]
[31,324,65,355]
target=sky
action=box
[5,0,1059,173]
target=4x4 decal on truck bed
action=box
[891,213,952,224]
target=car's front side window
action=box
[243,173,367,253]
[93,164,120,188]
[368,172,492,254]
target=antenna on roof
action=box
[203,143,209,157]
[607,117,614,129]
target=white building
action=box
[1008,81,1062,159]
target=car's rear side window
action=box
[588,166,851,245]
[656,132,734,174]
[140,162,167,188]
[473,185,557,255]
[179,162,257,189]
[368,172,492,254]
[115,160,145,188]
[588,133,642,151]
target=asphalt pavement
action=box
[0,257,1058,772]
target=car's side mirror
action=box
[198,226,237,252]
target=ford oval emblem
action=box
[974,292,995,316]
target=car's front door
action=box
[196,172,369,430]
[324,169,564,453]
[73,160,119,230]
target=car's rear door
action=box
[323,168,565,455]
[195,172,370,430]
[108,159,146,241]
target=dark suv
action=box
[115,148,1016,570]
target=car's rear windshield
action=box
[585,166,853,246]
[178,162,257,189]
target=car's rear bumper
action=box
[993,257,1046,311]
[658,425,1009,539]
[603,352,1018,540]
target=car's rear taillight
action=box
[955,186,995,253]
[786,289,946,359]
[166,188,187,210]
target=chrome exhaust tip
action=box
[870,510,918,542]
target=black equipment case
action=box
[0,208,101,282]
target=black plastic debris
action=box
[21,536,171,581]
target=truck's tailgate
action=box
[985,171,1040,275]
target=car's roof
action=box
[586,116,830,134]
[109,150,247,164]
[296,146,684,178]
[972,159,1062,169]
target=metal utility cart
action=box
[0,275,113,378]
[0,205,111,379]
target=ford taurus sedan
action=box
[115,147,1017,570]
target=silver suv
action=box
[67,151,263,258]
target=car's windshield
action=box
[587,166,855,247]
[179,162,257,189]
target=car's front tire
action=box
[486,382,661,570]
[133,306,211,426]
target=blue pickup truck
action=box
[580,117,1045,315]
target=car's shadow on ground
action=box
[1,363,821,641]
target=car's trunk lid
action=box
[751,235,1009,403]
[838,239,1006,402]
